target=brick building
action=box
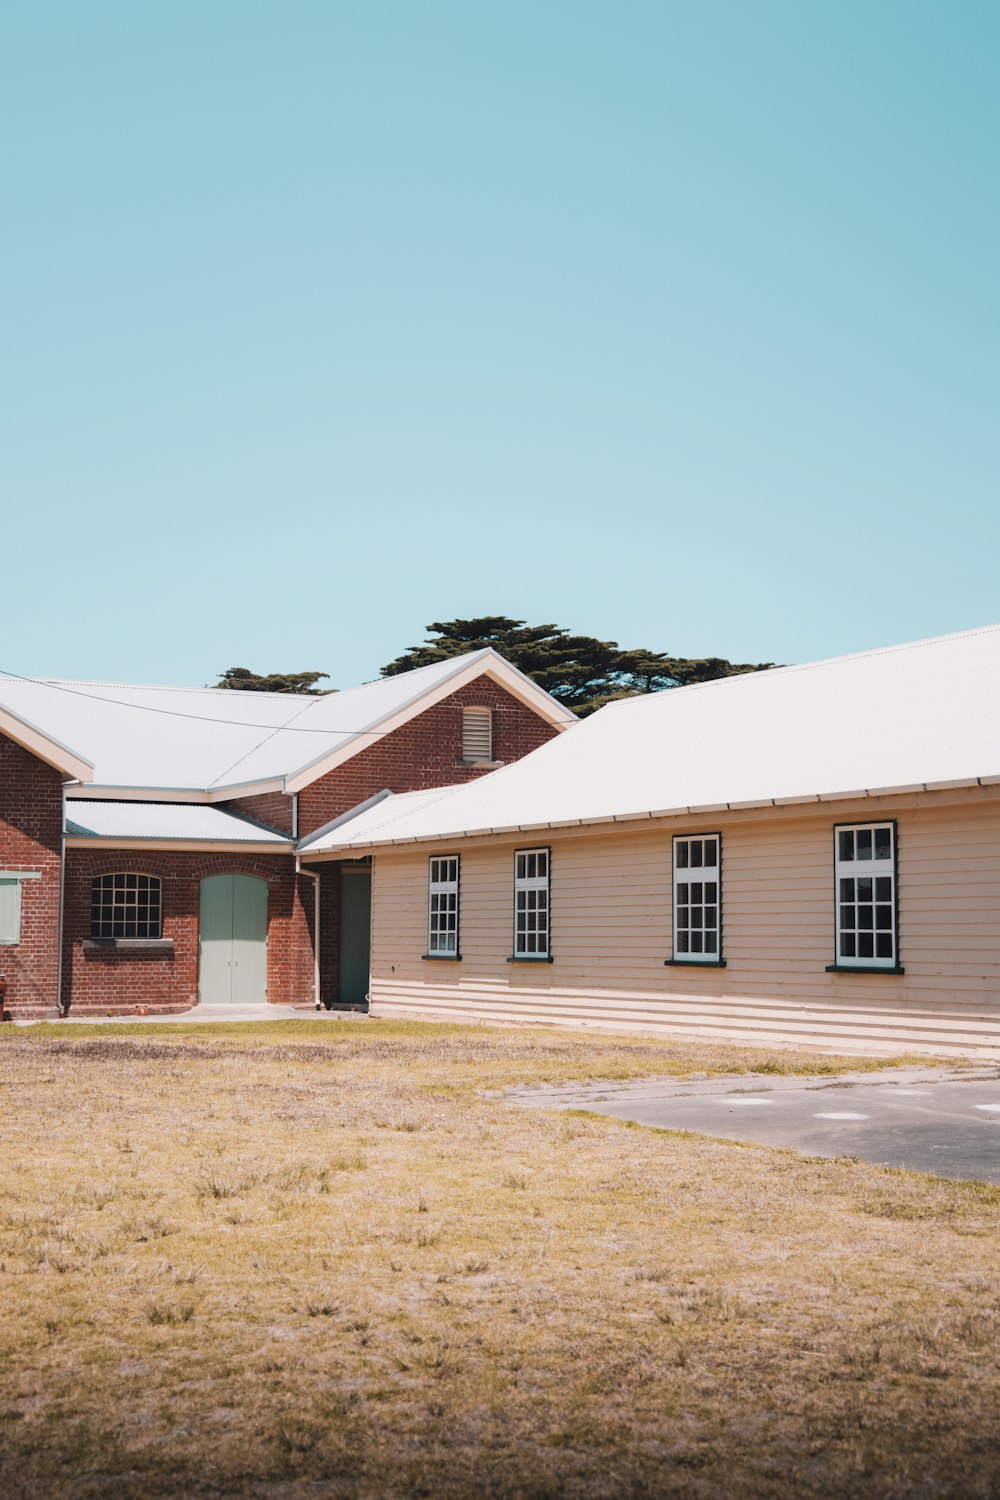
[0,651,572,1019]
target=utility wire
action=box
[0,664,432,738]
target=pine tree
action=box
[380,619,773,716]
[211,668,333,694]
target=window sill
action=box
[507,955,554,964]
[421,953,462,962]
[825,963,904,975]
[82,938,174,953]
[664,958,727,968]
[455,758,504,769]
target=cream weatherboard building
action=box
[299,625,1000,1058]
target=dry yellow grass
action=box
[1,1019,998,1498]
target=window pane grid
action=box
[834,824,896,966]
[91,873,162,939]
[673,837,720,960]
[514,848,549,956]
[428,857,460,954]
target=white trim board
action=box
[64,838,295,854]
[0,706,94,783]
[283,654,575,796]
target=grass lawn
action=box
[1,1019,998,1498]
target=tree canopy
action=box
[379,617,774,716]
[211,667,333,695]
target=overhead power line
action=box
[0,665,428,739]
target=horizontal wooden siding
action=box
[368,792,1000,1058]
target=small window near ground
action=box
[672,835,721,960]
[462,706,493,761]
[0,877,24,945]
[514,848,550,957]
[427,856,460,955]
[91,873,162,939]
[834,823,897,966]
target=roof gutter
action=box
[64,837,295,853]
[306,774,998,855]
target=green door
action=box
[199,875,268,1003]
[339,869,371,1006]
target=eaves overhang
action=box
[64,837,295,854]
[282,652,576,797]
[0,704,95,783]
[64,778,287,803]
[303,775,999,856]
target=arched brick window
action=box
[91,873,162,939]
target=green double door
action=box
[199,875,268,1004]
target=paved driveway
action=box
[510,1065,1000,1184]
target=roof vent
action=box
[462,706,493,762]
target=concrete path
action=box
[510,1065,1000,1184]
[11,1004,369,1027]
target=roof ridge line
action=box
[610,621,1000,710]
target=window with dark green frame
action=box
[834,822,897,967]
[672,835,721,960]
[513,848,549,957]
[427,856,459,955]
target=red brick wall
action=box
[0,734,64,1018]
[48,677,560,1013]
[62,850,312,1015]
[297,678,560,1004]
[298,678,560,836]
[220,791,295,835]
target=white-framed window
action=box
[513,848,550,958]
[672,835,721,961]
[833,822,897,968]
[427,856,460,956]
[462,706,493,762]
[91,873,162,940]
[0,871,40,946]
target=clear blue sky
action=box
[3,1,997,689]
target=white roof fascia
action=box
[320,777,1000,855]
[477,661,577,727]
[297,789,394,852]
[0,704,95,783]
[297,844,356,863]
[64,837,294,853]
[282,652,575,796]
[64,778,286,804]
[206,778,286,803]
[66,785,214,803]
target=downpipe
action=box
[295,857,322,1009]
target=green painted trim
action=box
[664,958,727,968]
[825,964,905,975]
[421,953,462,962]
[669,831,723,965]
[0,870,41,881]
[512,844,552,963]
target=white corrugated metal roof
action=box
[0,650,565,794]
[65,802,292,844]
[299,785,469,856]
[307,624,1000,851]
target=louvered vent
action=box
[462,706,493,761]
